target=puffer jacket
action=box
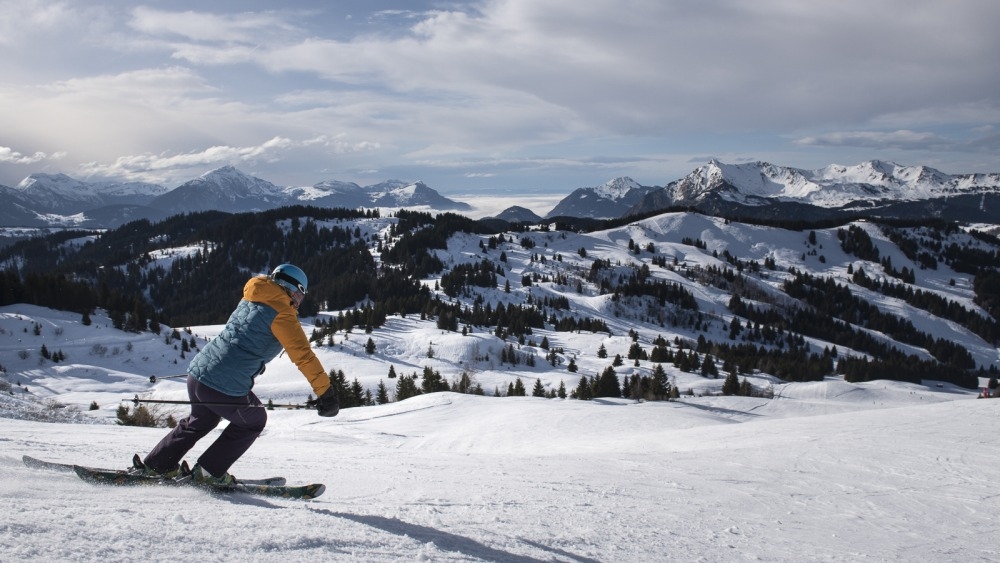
[188,275,331,397]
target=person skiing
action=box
[134,264,339,485]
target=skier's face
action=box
[290,289,305,309]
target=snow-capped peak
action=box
[16,173,96,200]
[198,165,254,184]
[193,166,285,197]
[594,177,642,200]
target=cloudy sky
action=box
[1,0,998,195]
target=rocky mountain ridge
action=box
[625,160,1000,222]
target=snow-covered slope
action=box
[1,360,994,561]
[2,203,1000,560]
[289,180,365,201]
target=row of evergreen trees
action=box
[784,270,976,369]
[850,266,999,344]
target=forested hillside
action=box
[1,205,998,390]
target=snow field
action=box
[3,390,999,562]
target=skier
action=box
[133,264,339,485]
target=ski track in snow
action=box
[3,393,1000,562]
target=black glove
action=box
[316,387,339,417]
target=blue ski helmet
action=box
[270,263,308,295]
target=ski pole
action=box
[128,395,313,409]
[148,374,188,383]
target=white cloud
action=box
[128,7,298,44]
[306,134,382,154]
[78,137,293,180]
[3,1,1000,187]
[794,130,951,150]
[77,135,380,184]
[0,146,50,164]
[0,0,75,45]
[45,66,216,100]
[212,0,1000,136]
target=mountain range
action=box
[2,160,999,229]
[625,160,1000,223]
[0,166,471,228]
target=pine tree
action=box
[457,372,473,393]
[115,405,158,427]
[627,342,643,360]
[512,378,526,396]
[596,366,621,398]
[531,378,545,397]
[395,374,420,401]
[420,366,448,393]
[330,369,355,407]
[350,378,365,406]
[701,354,718,377]
[722,370,740,396]
[376,380,390,404]
[506,343,518,365]
[567,357,578,372]
[573,376,591,400]
[650,364,669,400]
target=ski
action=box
[72,465,325,500]
[22,455,287,487]
[23,455,107,473]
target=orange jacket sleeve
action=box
[247,276,331,397]
[271,307,331,397]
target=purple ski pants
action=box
[143,376,267,476]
